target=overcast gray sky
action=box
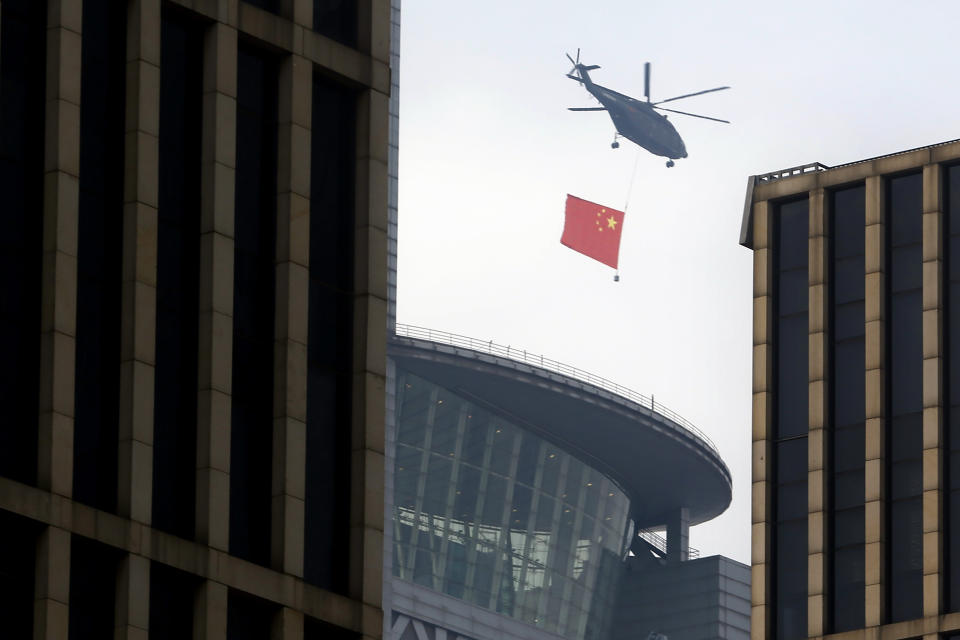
[395,0,960,564]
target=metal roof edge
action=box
[738,175,755,249]
[740,138,960,251]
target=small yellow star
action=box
[607,216,618,230]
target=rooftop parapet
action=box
[393,323,720,457]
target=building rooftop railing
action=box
[637,527,701,560]
[755,138,960,184]
[392,323,721,458]
[755,161,829,183]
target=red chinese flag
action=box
[561,194,625,269]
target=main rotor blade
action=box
[653,106,730,123]
[644,62,650,102]
[568,107,606,111]
[653,86,730,105]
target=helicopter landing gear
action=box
[666,160,675,168]
[611,141,620,149]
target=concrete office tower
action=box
[0,0,389,638]
[384,326,748,640]
[742,138,960,639]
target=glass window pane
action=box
[834,299,864,340]
[888,497,922,621]
[424,455,452,515]
[454,465,481,521]
[777,439,807,483]
[890,413,922,461]
[776,481,806,522]
[483,475,507,524]
[834,471,864,511]
[461,410,490,467]
[833,506,864,548]
[516,435,540,487]
[430,394,460,456]
[779,269,807,316]
[489,427,514,476]
[778,199,808,269]
[832,186,865,259]
[888,173,922,245]
[890,459,922,500]
[833,425,864,472]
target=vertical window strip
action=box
[885,172,924,622]
[230,43,279,567]
[152,7,204,539]
[73,0,128,513]
[305,617,360,640]
[947,164,960,611]
[226,589,279,640]
[314,0,358,47]
[0,0,47,485]
[773,198,809,640]
[828,185,866,632]
[304,74,356,592]
[0,512,38,637]
[149,563,199,639]
[68,537,120,638]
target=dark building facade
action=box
[0,0,389,638]
[611,555,751,640]
[742,139,960,639]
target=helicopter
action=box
[566,50,729,167]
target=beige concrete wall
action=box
[863,174,886,629]
[34,526,71,640]
[196,16,236,554]
[808,189,829,638]
[921,163,944,635]
[351,85,389,640]
[749,146,960,640]
[271,48,311,580]
[118,0,160,528]
[38,0,82,502]
[1,0,390,637]
[751,200,772,640]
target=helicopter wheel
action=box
[666,160,675,168]
[611,141,620,149]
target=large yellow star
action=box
[607,216,618,230]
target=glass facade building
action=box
[393,371,631,640]
[385,328,739,640]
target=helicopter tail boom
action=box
[565,50,600,85]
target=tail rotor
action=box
[566,48,581,78]
[565,49,600,82]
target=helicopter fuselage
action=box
[585,80,687,160]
